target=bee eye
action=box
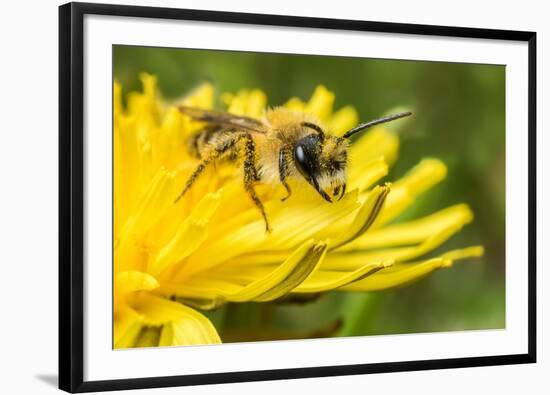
[295,145,306,163]
[294,144,313,179]
[294,134,322,183]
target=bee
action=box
[175,105,411,232]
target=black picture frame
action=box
[59,2,537,393]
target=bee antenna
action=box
[342,112,412,139]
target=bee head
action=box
[293,133,347,203]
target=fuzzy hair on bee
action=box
[176,105,411,233]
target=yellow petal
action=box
[115,271,159,297]
[394,158,447,196]
[134,326,161,348]
[115,168,178,274]
[179,83,215,136]
[158,323,175,346]
[181,83,214,109]
[378,158,447,225]
[221,89,267,118]
[114,116,140,227]
[225,89,251,116]
[165,316,221,346]
[124,73,160,129]
[349,127,399,168]
[181,190,359,277]
[341,246,483,292]
[156,107,187,170]
[114,306,143,347]
[140,72,158,100]
[440,246,484,261]
[324,218,471,271]
[149,191,222,276]
[164,240,327,303]
[244,89,267,118]
[339,204,474,251]
[295,260,393,293]
[220,92,234,107]
[228,94,247,115]
[114,319,143,349]
[347,157,389,192]
[122,168,177,236]
[113,126,123,240]
[329,184,391,250]
[252,241,328,302]
[329,106,359,137]
[129,293,221,345]
[305,85,334,121]
[284,97,306,112]
[341,258,448,291]
[113,80,122,116]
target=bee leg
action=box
[278,148,292,201]
[175,135,239,203]
[242,133,272,233]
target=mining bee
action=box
[175,105,411,232]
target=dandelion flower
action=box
[113,73,483,348]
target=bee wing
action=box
[179,106,265,133]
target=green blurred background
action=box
[114,45,505,341]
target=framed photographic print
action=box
[59,2,536,392]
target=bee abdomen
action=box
[187,126,241,161]
[187,126,220,159]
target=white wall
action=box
[0,0,546,394]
